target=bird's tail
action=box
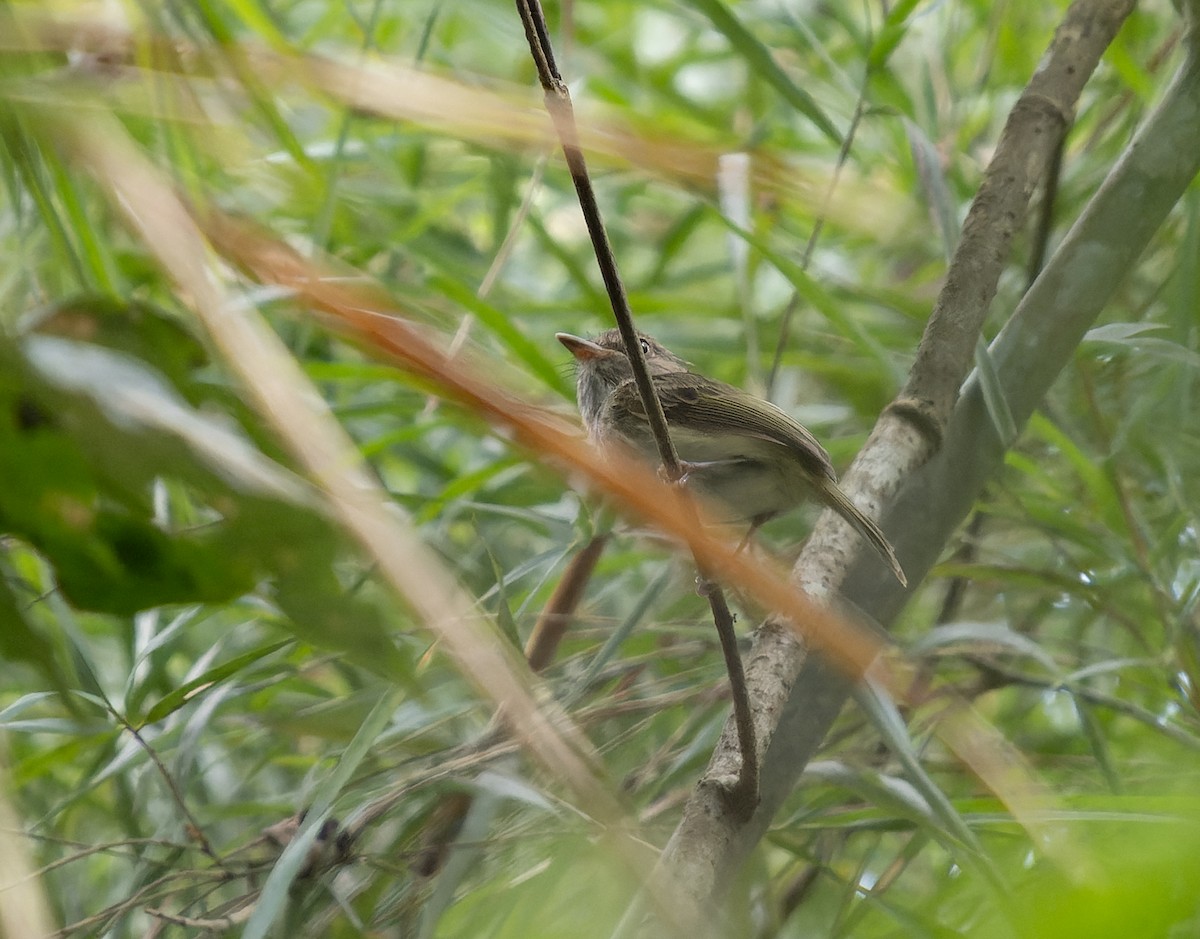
[817,481,907,587]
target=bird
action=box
[557,328,906,586]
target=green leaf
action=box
[139,640,292,725]
[0,572,74,700]
[428,273,570,395]
[0,329,412,679]
[867,0,923,71]
[976,336,1018,449]
[683,0,841,145]
[910,621,1061,674]
[905,117,958,261]
[243,687,406,939]
[853,679,1008,896]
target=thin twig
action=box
[697,577,758,813]
[963,655,1200,751]
[766,94,867,399]
[109,710,223,866]
[513,0,677,475]
[514,0,758,809]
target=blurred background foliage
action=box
[2,0,1200,936]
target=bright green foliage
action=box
[0,1,1198,937]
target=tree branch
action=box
[657,0,1150,918]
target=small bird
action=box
[557,329,906,586]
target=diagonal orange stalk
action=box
[202,210,893,690]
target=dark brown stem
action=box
[514,0,757,802]
[1025,133,1065,286]
[514,0,680,479]
[524,533,610,673]
[112,712,222,866]
[698,575,758,817]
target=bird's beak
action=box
[556,332,613,361]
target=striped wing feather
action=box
[607,372,836,482]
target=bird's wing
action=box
[606,372,836,482]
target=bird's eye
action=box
[639,338,651,355]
